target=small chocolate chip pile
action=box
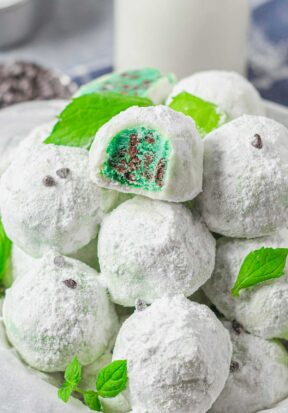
[0,61,77,108]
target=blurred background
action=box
[0,0,287,106]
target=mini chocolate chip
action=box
[54,256,65,268]
[43,175,56,187]
[135,298,147,312]
[145,135,155,144]
[232,320,243,335]
[230,360,240,372]
[56,168,70,179]
[63,279,77,289]
[251,133,263,149]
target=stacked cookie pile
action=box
[1,68,288,413]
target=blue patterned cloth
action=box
[248,0,288,106]
[71,0,288,107]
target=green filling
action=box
[78,68,172,98]
[101,126,171,191]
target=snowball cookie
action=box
[98,197,215,306]
[15,121,55,157]
[113,295,232,413]
[203,229,288,339]
[209,321,288,413]
[15,121,130,215]
[197,115,288,238]
[3,253,119,372]
[76,68,176,104]
[0,143,104,258]
[11,236,100,280]
[167,71,265,119]
[89,105,203,202]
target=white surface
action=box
[0,100,66,177]
[0,347,88,413]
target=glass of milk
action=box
[114,0,250,78]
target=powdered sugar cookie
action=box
[89,105,203,202]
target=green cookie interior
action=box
[101,126,171,191]
[78,68,173,98]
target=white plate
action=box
[0,99,67,176]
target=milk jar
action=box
[114,0,250,78]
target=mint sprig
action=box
[231,247,288,297]
[58,357,128,411]
[169,91,228,137]
[45,93,153,149]
[58,382,74,403]
[96,360,128,398]
[0,220,12,285]
[83,391,102,411]
[64,356,82,385]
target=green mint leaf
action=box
[64,357,82,386]
[44,93,153,149]
[169,91,228,137]
[231,247,288,297]
[58,382,74,403]
[96,360,128,398]
[84,391,102,411]
[0,220,12,283]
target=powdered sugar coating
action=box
[15,121,55,156]
[113,295,232,413]
[210,321,288,413]
[167,71,265,119]
[0,143,104,257]
[3,253,119,372]
[89,105,203,202]
[15,122,132,215]
[203,229,288,339]
[98,197,215,306]
[197,115,288,238]
[258,398,288,413]
[11,237,99,280]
